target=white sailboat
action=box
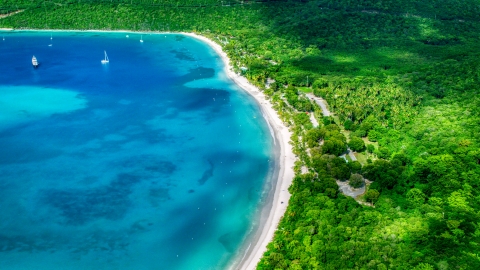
[101,51,109,64]
[50,33,52,40]
[140,35,144,43]
[32,55,39,68]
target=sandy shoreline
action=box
[181,33,295,270]
[0,28,296,269]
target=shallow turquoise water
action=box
[0,31,274,269]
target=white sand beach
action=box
[182,32,296,270]
[0,28,296,269]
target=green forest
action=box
[1,0,479,269]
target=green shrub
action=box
[348,136,366,152]
[349,173,364,188]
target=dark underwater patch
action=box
[148,187,171,207]
[0,235,40,253]
[118,155,176,175]
[0,141,62,165]
[218,231,241,253]
[175,35,185,41]
[176,88,231,116]
[145,161,177,174]
[177,67,215,84]
[197,160,214,185]
[149,187,171,201]
[170,49,196,61]
[42,173,141,225]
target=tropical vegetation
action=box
[1,0,479,269]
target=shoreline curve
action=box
[0,28,296,269]
[181,33,296,270]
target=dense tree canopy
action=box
[1,0,479,269]
[348,136,365,152]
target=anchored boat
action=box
[101,51,109,64]
[32,55,38,68]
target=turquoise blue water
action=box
[0,31,274,269]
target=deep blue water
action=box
[0,31,274,269]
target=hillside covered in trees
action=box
[1,0,479,269]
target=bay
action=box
[0,31,274,269]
